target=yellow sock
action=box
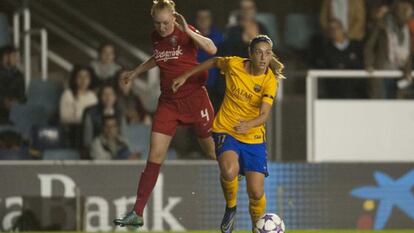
[249,194,266,224]
[220,176,238,208]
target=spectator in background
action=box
[366,0,391,33]
[0,130,30,160]
[0,46,25,124]
[194,7,224,110]
[90,43,122,82]
[0,45,25,102]
[60,65,98,148]
[217,0,268,111]
[60,66,98,124]
[90,116,138,160]
[0,86,14,124]
[82,83,125,148]
[320,19,364,69]
[364,0,413,98]
[317,18,367,98]
[115,70,151,125]
[221,0,268,57]
[320,0,366,41]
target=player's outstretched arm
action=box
[171,57,218,93]
[234,102,272,134]
[123,55,157,84]
[132,55,157,76]
[174,12,217,55]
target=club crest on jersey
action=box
[254,84,262,93]
[170,36,178,47]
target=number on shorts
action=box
[217,135,226,148]
[200,108,210,122]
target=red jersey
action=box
[151,25,208,99]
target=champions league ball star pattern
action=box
[254,213,285,233]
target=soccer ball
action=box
[254,213,285,233]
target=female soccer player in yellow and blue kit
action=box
[172,35,284,233]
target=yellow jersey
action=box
[213,56,278,144]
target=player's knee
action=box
[206,151,216,160]
[220,166,238,181]
[202,145,215,158]
[247,189,264,200]
[148,148,166,163]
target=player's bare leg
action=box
[218,151,239,233]
[198,136,216,160]
[245,171,266,226]
[146,132,172,163]
[114,132,172,227]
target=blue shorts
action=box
[213,133,268,177]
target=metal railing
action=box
[31,41,73,72]
[10,0,158,83]
[267,79,284,161]
[30,0,160,111]
[29,2,99,59]
[48,1,149,61]
[13,8,30,87]
[14,8,51,86]
[40,0,160,87]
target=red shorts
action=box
[152,87,214,138]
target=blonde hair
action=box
[273,56,285,79]
[151,0,176,16]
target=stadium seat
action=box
[283,13,318,50]
[166,148,177,160]
[123,123,151,159]
[0,12,11,47]
[9,104,48,139]
[26,79,63,119]
[0,124,19,133]
[42,149,80,160]
[256,13,279,47]
[30,126,64,151]
[0,148,29,160]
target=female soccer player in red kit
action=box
[113,0,217,228]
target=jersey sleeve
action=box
[262,76,278,105]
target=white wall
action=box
[313,100,414,162]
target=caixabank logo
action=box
[350,169,414,230]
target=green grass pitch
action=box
[30,231,414,233]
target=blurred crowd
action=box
[0,0,413,160]
[312,0,414,99]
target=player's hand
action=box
[171,76,187,93]
[120,70,135,86]
[234,121,251,134]
[174,12,189,33]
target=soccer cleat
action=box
[221,206,237,233]
[113,210,144,227]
